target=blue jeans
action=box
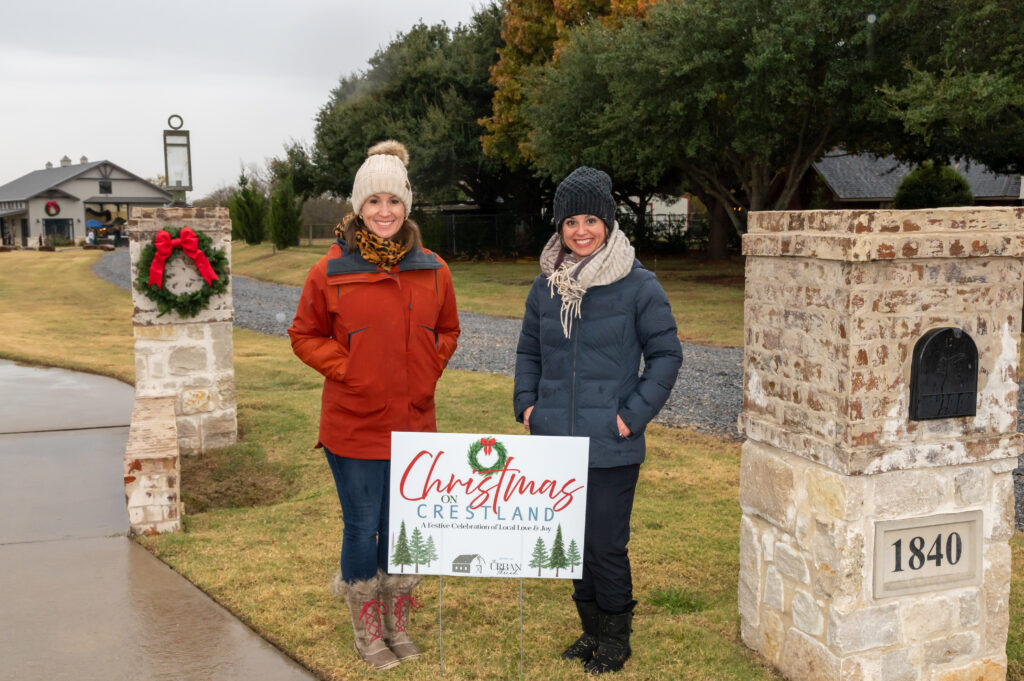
[324,448,391,583]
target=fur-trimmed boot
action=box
[332,572,400,671]
[562,599,601,662]
[584,604,634,674]
[378,571,422,661]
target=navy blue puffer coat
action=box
[513,260,682,468]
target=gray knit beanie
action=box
[552,166,616,231]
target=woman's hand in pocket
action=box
[616,414,631,438]
[523,405,534,433]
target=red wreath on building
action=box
[44,201,60,216]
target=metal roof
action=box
[0,161,105,202]
[0,207,26,218]
[0,161,172,203]
[815,152,1021,201]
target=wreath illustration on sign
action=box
[44,201,60,216]
[134,225,229,318]
[467,437,509,477]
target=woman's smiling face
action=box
[561,214,608,258]
[360,193,406,239]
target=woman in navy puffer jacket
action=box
[514,166,682,675]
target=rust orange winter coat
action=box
[289,239,460,459]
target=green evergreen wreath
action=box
[468,437,509,477]
[134,226,229,318]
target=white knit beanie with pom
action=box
[350,140,413,215]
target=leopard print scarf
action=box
[354,227,409,270]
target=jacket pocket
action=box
[527,404,569,436]
[336,327,387,413]
[418,325,444,372]
[409,325,444,408]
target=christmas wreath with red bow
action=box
[134,225,229,317]
[467,437,508,477]
[45,200,60,216]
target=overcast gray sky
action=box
[0,0,485,198]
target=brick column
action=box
[127,207,237,456]
[738,208,1023,681]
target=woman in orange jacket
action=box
[289,140,460,670]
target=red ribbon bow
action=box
[147,227,219,288]
[480,437,496,455]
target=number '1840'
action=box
[891,532,962,572]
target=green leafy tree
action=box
[892,162,973,209]
[313,4,545,216]
[269,141,321,202]
[523,22,679,248]
[391,520,413,573]
[268,177,303,250]
[229,173,268,244]
[526,0,894,257]
[482,0,658,244]
[481,0,655,171]
[567,539,582,571]
[880,0,1024,175]
[529,536,548,576]
[409,527,427,574]
[547,525,568,577]
[425,536,439,567]
[504,0,1024,257]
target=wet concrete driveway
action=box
[0,360,317,681]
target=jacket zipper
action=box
[570,322,578,436]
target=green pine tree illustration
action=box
[425,536,439,566]
[567,539,582,571]
[529,536,549,576]
[410,527,427,573]
[548,525,569,577]
[392,520,413,573]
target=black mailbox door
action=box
[908,328,978,421]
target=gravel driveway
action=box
[95,249,1023,529]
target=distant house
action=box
[796,151,1022,210]
[451,554,485,574]
[648,195,691,226]
[0,156,172,247]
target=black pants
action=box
[572,464,641,613]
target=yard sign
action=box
[389,431,589,579]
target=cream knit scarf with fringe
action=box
[540,224,635,338]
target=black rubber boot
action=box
[584,605,634,674]
[561,599,601,662]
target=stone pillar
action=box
[738,208,1022,681]
[127,207,237,456]
[123,397,181,535]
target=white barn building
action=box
[0,156,172,247]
